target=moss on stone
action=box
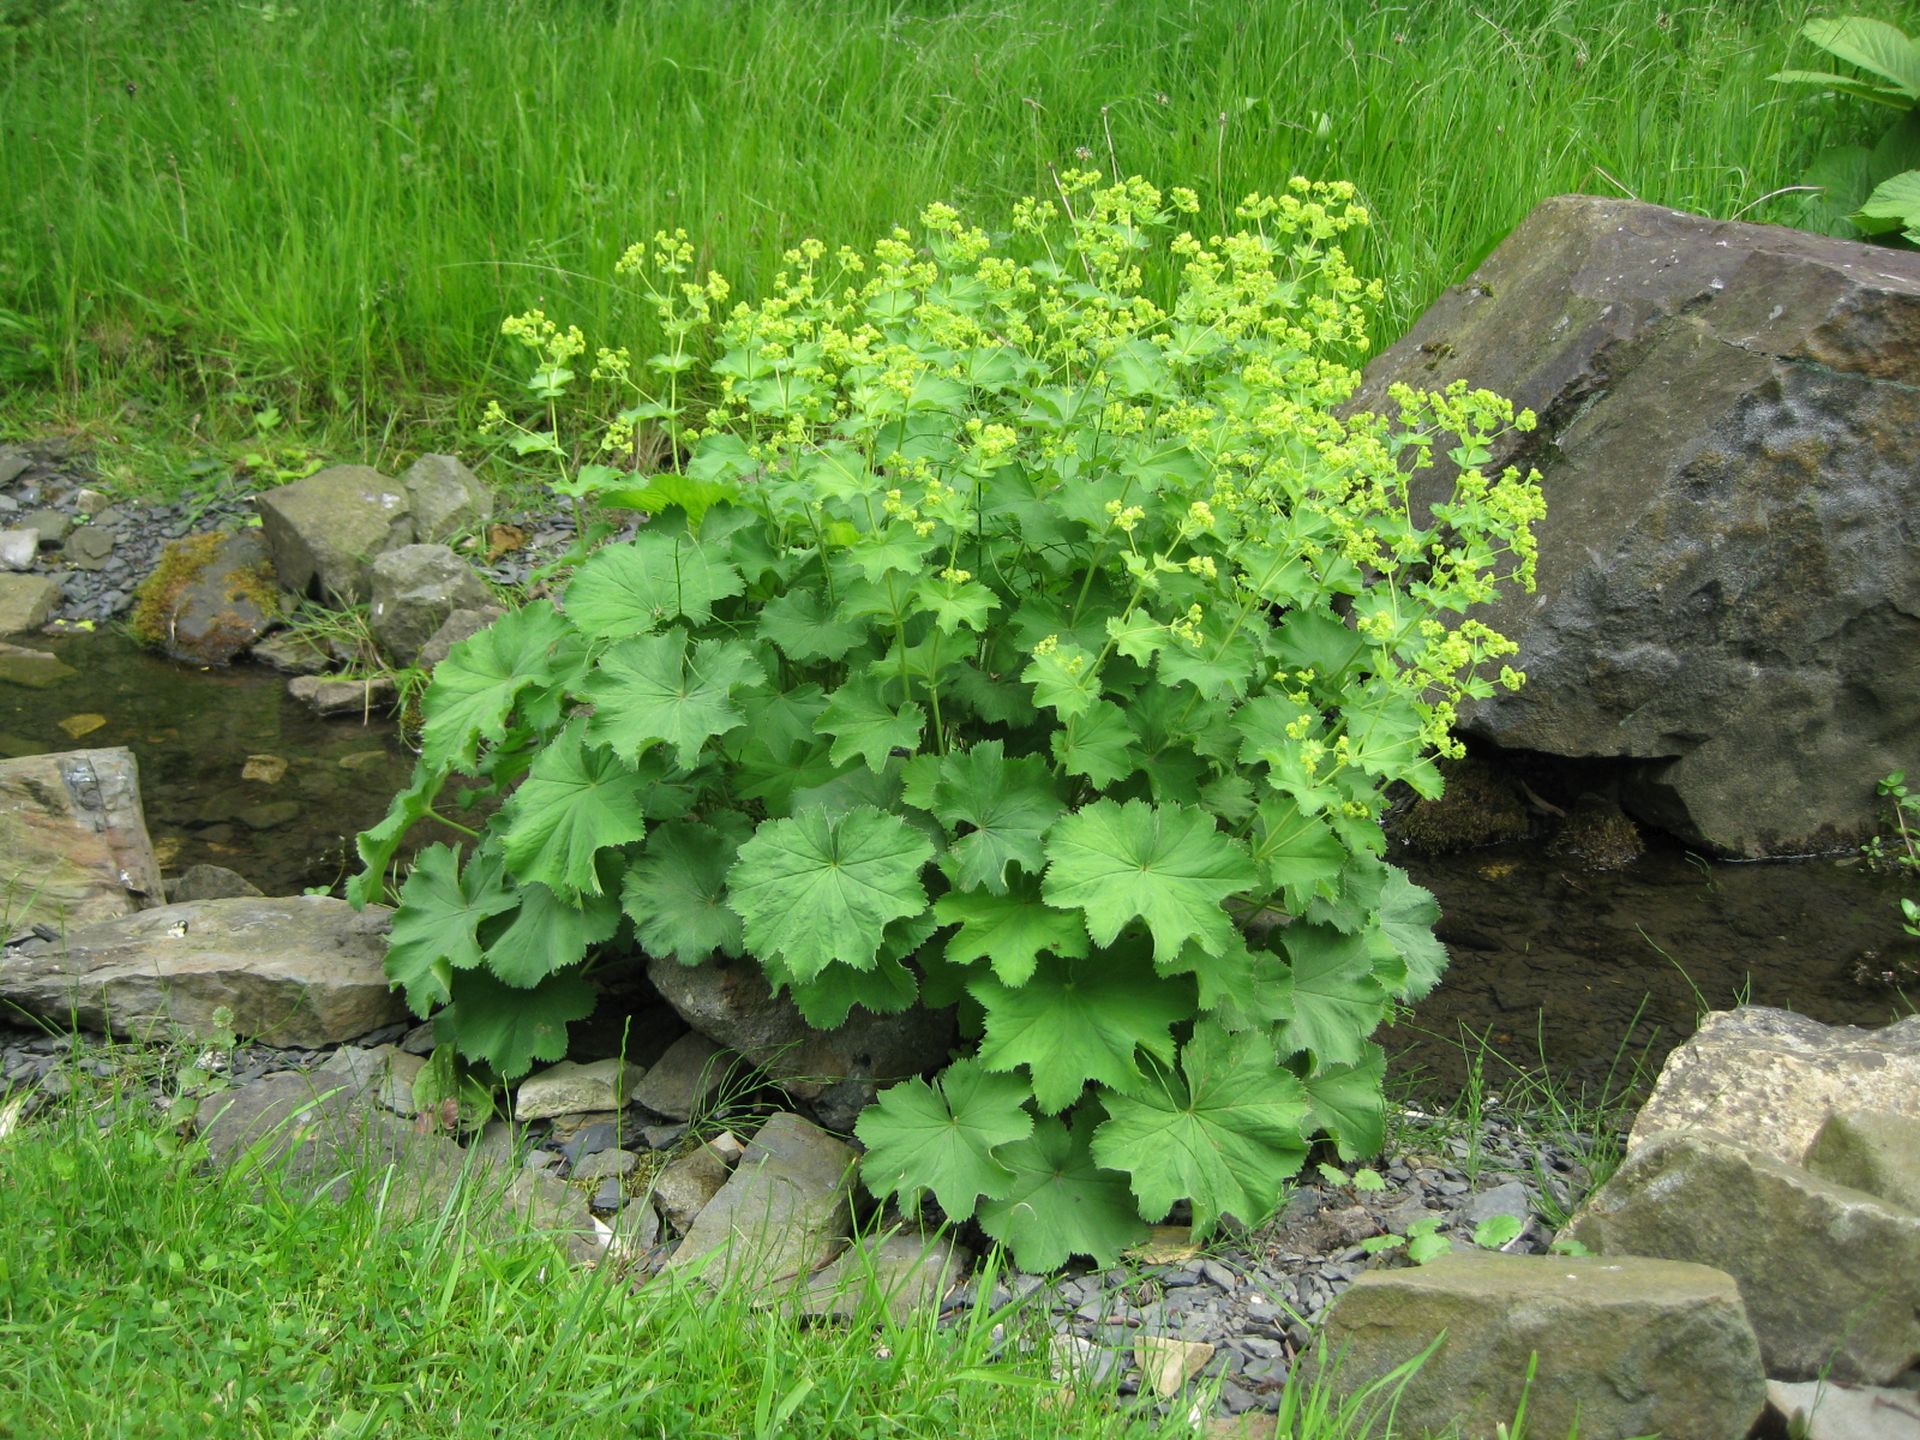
[129,531,227,648]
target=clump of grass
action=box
[0,0,1871,497]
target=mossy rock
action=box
[131,529,284,666]
[1389,757,1532,855]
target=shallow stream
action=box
[4,630,1912,1102]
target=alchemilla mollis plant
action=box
[351,174,1544,1271]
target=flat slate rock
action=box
[664,1112,857,1287]
[0,896,404,1048]
[0,573,60,634]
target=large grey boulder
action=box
[367,544,493,666]
[1311,1250,1766,1440]
[255,464,414,604]
[0,747,163,942]
[664,1112,858,1286]
[645,954,954,1132]
[1567,1128,1920,1383]
[1631,1006,1920,1164]
[0,896,405,1047]
[399,454,491,544]
[1349,195,1920,856]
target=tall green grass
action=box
[0,0,1900,474]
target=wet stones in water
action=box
[248,630,334,675]
[287,673,398,718]
[0,641,76,689]
[1389,757,1533,855]
[1545,795,1643,870]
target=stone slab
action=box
[0,747,163,943]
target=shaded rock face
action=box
[0,747,163,942]
[367,544,493,667]
[645,953,955,1132]
[0,896,405,1047]
[0,572,60,634]
[1313,1251,1766,1440]
[1349,195,1920,857]
[255,465,414,605]
[663,1112,857,1285]
[399,454,491,545]
[1568,1128,1920,1384]
[1630,1006,1920,1164]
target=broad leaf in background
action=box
[930,741,1064,894]
[563,529,744,638]
[970,950,1191,1112]
[1301,1043,1388,1161]
[582,629,764,767]
[933,882,1088,986]
[622,821,744,964]
[1273,922,1391,1067]
[444,967,597,1081]
[483,879,621,987]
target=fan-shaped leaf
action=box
[976,1110,1148,1270]
[855,1059,1033,1219]
[622,821,745,964]
[385,844,516,1015]
[930,741,1065,894]
[563,529,744,639]
[419,601,576,773]
[582,628,764,767]
[499,721,651,897]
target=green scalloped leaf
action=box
[1050,700,1141,790]
[621,820,745,965]
[976,1109,1148,1270]
[726,805,934,982]
[581,628,764,768]
[1274,922,1391,1067]
[933,882,1088,987]
[482,877,621,988]
[930,740,1065,895]
[348,758,447,908]
[563,529,744,640]
[855,1059,1033,1220]
[1248,798,1347,911]
[385,844,517,1015]
[442,967,597,1081]
[971,950,1193,1113]
[1301,1043,1387,1162]
[1377,865,1448,1002]
[1042,798,1258,963]
[1091,1020,1309,1235]
[758,587,867,662]
[419,601,576,773]
[816,673,926,774]
[1022,641,1100,720]
[499,721,651,898]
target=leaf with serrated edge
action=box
[1042,798,1258,962]
[1248,798,1346,910]
[1302,1044,1387,1161]
[348,758,446,908]
[419,601,573,773]
[445,967,597,1081]
[583,628,764,768]
[385,844,517,1015]
[499,721,650,898]
[816,674,926,774]
[971,950,1192,1113]
[1022,641,1100,719]
[1274,922,1390,1067]
[976,1110,1148,1270]
[483,880,620,988]
[1376,865,1448,1002]
[1051,701,1140,789]
[855,1059,1033,1219]
[934,883,1087,987]
[622,821,744,964]
[562,529,743,639]
[1091,1020,1308,1234]
[726,805,933,982]
[758,587,867,662]
[931,741,1064,894]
